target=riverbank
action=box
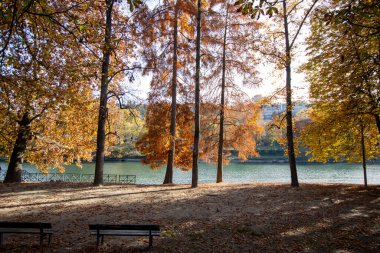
[0,182,379,252]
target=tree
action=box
[302,0,380,133]
[202,1,261,182]
[299,106,379,187]
[135,103,194,171]
[235,0,319,187]
[200,102,264,165]
[138,0,196,183]
[192,0,202,188]
[94,0,142,186]
[165,0,180,184]
[0,0,99,182]
[299,0,380,187]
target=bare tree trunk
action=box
[164,0,179,185]
[283,0,299,187]
[360,124,368,187]
[4,112,31,183]
[192,0,202,188]
[94,0,113,186]
[216,8,228,183]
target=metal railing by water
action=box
[0,171,136,184]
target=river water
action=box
[0,161,379,185]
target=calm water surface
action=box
[0,161,379,185]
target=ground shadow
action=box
[0,183,379,252]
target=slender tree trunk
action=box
[164,0,179,185]
[192,0,202,188]
[374,114,380,134]
[216,8,228,183]
[283,0,299,187]
[360,124,368,187]
[94,0,113,186]
[4,112,31,183]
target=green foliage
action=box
[108,108,146,158]
[235,0,279,19]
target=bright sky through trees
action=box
[120,0,310,102]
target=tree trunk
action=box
[374,114,380,135]
[94,0,113,186]
[192,0,202,188]
[4,112,31,183]
[164,0,179,185]
[283,0,299,187]
[216,8,228,183]
[360,124,368,187]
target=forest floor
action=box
[0,182,379,253]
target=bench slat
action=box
[0,228,53,234]
[90,230,160,236]
[89,224,160,231]
[0,222,52,229]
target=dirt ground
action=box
[0,182,379,253]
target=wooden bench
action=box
[0,222,53,250]
[89,224,160,248]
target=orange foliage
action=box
[200,102,264,163]
[136,103,193,171]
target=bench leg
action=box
[0,232,3,246]
[96,235,100,249]
[40,233,43,252]
[149,235,153,247]
[101,235,104,245]
[48,234,52,252]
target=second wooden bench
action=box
[89,224,160,248]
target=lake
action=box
[0,161,379,185]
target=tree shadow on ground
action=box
[0,183,379,252]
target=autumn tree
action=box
[0,0,100,182]
[302,0,380,134]
[298,0,380,187]
[235,0,319,187]
[135,103,194,171]
[201,1,261,182]
[200,102,264,165]
[145,0,194,184]
[137,0,196,183]
[191,0,202,188]
[93,0,142,186]
[299,106,379,187]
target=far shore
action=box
[1,157,380,165]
